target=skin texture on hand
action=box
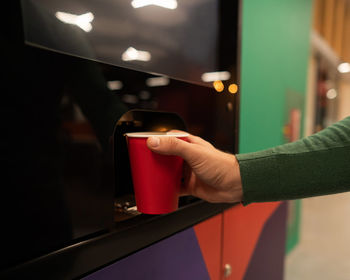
[146,133,243,203]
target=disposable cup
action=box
[125,132,189,214]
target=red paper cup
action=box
[125,132,189,214]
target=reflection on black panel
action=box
[2,43,126,268]
[3,43,237,268]
[21,0,238,86]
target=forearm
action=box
[236,116,350,205]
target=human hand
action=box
[146,133,243,203]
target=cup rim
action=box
[125,132,189,138]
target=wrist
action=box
[217,152,243,203]
[228,154,243,203]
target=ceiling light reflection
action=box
[107,80,123,91]
[122,47,151,62]
[146,76,170,87]
[55,12,94,32]
[122,94,139,104]
[139,90,151,100]
[131,0,178,9]
[201,71,231,83]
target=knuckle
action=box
[169,137,179,149]
[160,136,180,155]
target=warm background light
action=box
[213,80,224,92]
[228,83,238,94]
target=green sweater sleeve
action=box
[236,116,350,205]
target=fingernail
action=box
[149,136,160,148]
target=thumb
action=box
[147,136,191,159]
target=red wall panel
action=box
[222,202,281,280]
[194,214,223,280]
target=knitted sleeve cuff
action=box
[236,151,280,205]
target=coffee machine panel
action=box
[2,0,240,275]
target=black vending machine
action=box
[1,0,241,278]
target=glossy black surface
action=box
[21,0,239,86]
[1,201,236,279]
[1,0,240,274]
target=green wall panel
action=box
[239,0,312,152]
[239,0,313,253]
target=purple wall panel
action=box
[244,202,288,280]
[83,228,210,280]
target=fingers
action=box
[180,163,192,196]
[147,136,192,159]
[186,134,214,148]
[147,133,214,170]
[168,130,214,148]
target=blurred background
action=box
[284,0,350,279]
